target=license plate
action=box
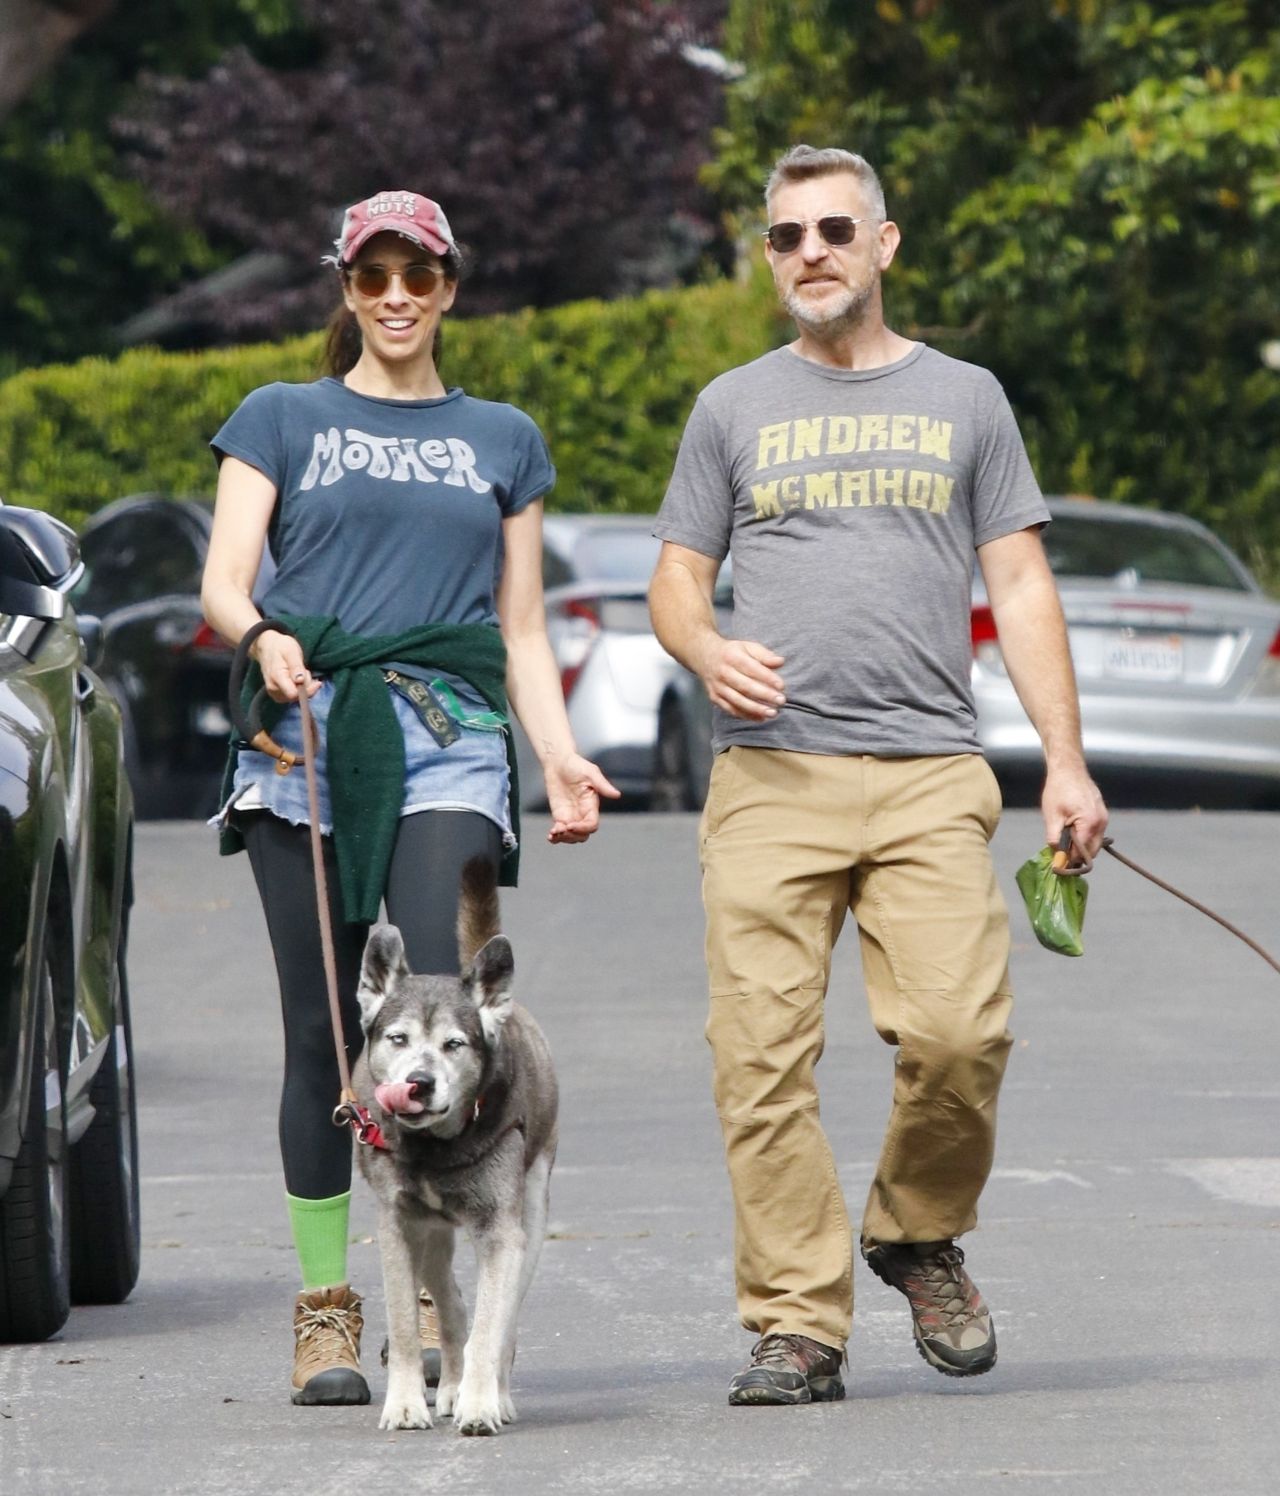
[1102,632,1183,682]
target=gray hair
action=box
[764,145,887,221]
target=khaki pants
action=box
[700,748,1014,1351]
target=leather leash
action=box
[1050,823,1278,977]
[229,620,388,1148]
[296,688,388,1146]
[1097,837,1280,977]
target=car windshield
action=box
[1044,515,1250,592]
[571,529,662,582]
[72,508,204,612]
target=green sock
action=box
[286,1191,351,1290]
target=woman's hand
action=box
[543,752,621,844]
[254,629,321,703]
[496,502,620,842]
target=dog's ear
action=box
[466,934,514,1045]
[357,924,410,1028]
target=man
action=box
[648,144,1108,1407]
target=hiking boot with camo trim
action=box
[728,1333,846,1406]
[291,1284,371,1405]
[862,1239,997,1377]
[379,1288,442,1388]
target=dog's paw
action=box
[499,1390,517,1425]
[453,1388,503,1437]
[435,1379,459,1418]
[378,1393,433,1431]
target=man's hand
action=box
[544,752,621,844]
[1042,761,1109,871]
[699,638,786,721]
[649,542,785,720]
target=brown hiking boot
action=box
[862,1239,997,1377]
[727,1333,846,1406]
[379,1289,442,1388]
[291,1284,371,1405]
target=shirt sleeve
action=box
[652,395,733,561]
[504,410,556,516]
[210,384,285,489]
[970,381,1051,547]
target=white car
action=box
[518,514,675,808]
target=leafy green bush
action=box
[0,270,784,529]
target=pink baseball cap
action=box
[329,190,457,266]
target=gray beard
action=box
[782,279,875,338]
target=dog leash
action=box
[296,688,390,1148]
[229,620,388,1149]
[1096,837,1280,977]
[1050,822,1279,977]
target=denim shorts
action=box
[214,677,515,849]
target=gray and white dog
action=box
[352,859,558,1435]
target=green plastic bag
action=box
[1015,846,1089,957]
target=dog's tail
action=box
[457,855,501,967]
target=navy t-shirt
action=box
[211,377,555,706]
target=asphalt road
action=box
[3,807,1279,1494]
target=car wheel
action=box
[0,934,71,1342]
[70,924,140,1305]
[651,698,697,813]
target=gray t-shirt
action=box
[654,343,1049,756]
[212,377,554,706]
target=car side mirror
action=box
[0,506,83,621]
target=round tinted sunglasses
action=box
[763,215,868,254]
[347,262,442,298]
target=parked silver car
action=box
[652,499,1280,809]
[974,498,1280,802]
[518,514,676,808]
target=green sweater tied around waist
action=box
[219,614,519,923]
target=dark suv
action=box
[70,493,275,819]
[0,505,139,1341]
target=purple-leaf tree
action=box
[117,0,729,341]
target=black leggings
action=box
[241,809,502,1199]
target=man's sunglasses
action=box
[763,215,868,254]
[347,263,442,298]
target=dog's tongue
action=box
[375,1081,425,1115]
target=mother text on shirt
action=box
[300,427,492,493]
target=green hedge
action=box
[5,270,1276,592]
[0,271,785,528]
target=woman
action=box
[201,189,618,1406]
